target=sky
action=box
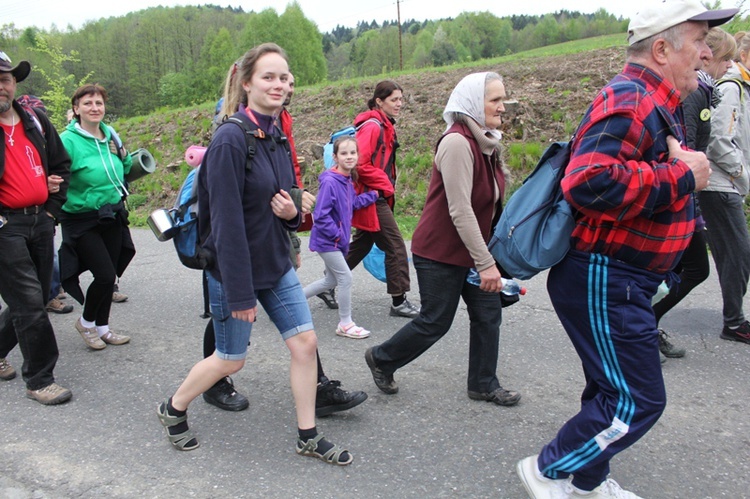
[3,0,662,34]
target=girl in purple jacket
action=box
[304,137,378,338]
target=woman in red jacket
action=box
[344,80,419,318]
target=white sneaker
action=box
[567,478,642,499]
[516,455,570,499]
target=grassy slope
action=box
[115,33,628,232]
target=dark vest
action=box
[411,122,504,267]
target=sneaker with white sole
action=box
[389,298,420,318]
[567,478,642,498]
[26,382,72,405]
[516,455,569,499]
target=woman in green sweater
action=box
[58,84,134,350]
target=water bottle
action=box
[466,268,527,296]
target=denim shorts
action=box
[206,268,314,361]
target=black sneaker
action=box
[203,376,249,411]
[389,298,420,318]
[365,347,398,394]
[720,321,750,344]
[315,377,368,417]
[316,290,339,309]
[658,329,686,358]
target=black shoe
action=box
[468,387,521,407]
[720,320,750,344]
[316,290,339,309]
[203,376,249,411]
[365,347,398,394]
[315,377,368,417]
[658,328,686,358]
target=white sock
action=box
[96,325,110,337]
[80,317,96,329]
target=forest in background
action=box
[0,2,628,125]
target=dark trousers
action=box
[346,199,410,296]
[0,212,59,390]
[652,230,710,324]
[699,191,750,327]
[539,251,666,491]
[371,255,503,393]
[77,221,123,325]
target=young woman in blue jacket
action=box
[156,43,352,466]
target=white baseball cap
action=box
[628,0,738,45]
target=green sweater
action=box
[60,121,132,214]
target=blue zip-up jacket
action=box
[198,109,300,312]
[309,169,378,255]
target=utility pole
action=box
[397,0,403,70]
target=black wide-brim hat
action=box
[0,52,31,83]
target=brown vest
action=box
[411,122,504,267]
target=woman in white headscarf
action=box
[364,72,521,407]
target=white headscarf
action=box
[442,72,503,140]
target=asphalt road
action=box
[1,228,749,498]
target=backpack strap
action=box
[222,116,264,171]
[356,118,385,167]
[717,77,746,103]
[20,105,45,137]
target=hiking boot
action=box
[364,347,398,394]
[203,376,249,411]
[316,290,339,309]
[316,377,368,417]
[516,455,570,499]
[75,318,106,350]
[46,298,73,314]
[112,291,129,303]
[468,387,521,406]
[720,321,750,344]
[567,478,643,498]
[389,298,420,318]
[100,330,131,345]
[0,357,17,381]
[658,328,685,358]
[26,382,72,405]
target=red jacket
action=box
[278,108,302,187]
[351,109,397,231]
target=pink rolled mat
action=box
[184,145,207,167]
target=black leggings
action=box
[78,222,122,326]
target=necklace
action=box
[4,114,16,146]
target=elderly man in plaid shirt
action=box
[516,1,737,498]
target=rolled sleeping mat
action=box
[184,145,206,168]
[125,148,156,182]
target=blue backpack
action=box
[322,118,384,169]
[487,141,575,280]
[170,116,265,269]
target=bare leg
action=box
[286,330,318,429]
[172,354,245,411]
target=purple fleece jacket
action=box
[309,169,378,255]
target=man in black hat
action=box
[0,50,73,405]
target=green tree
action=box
[29,36,92,129]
